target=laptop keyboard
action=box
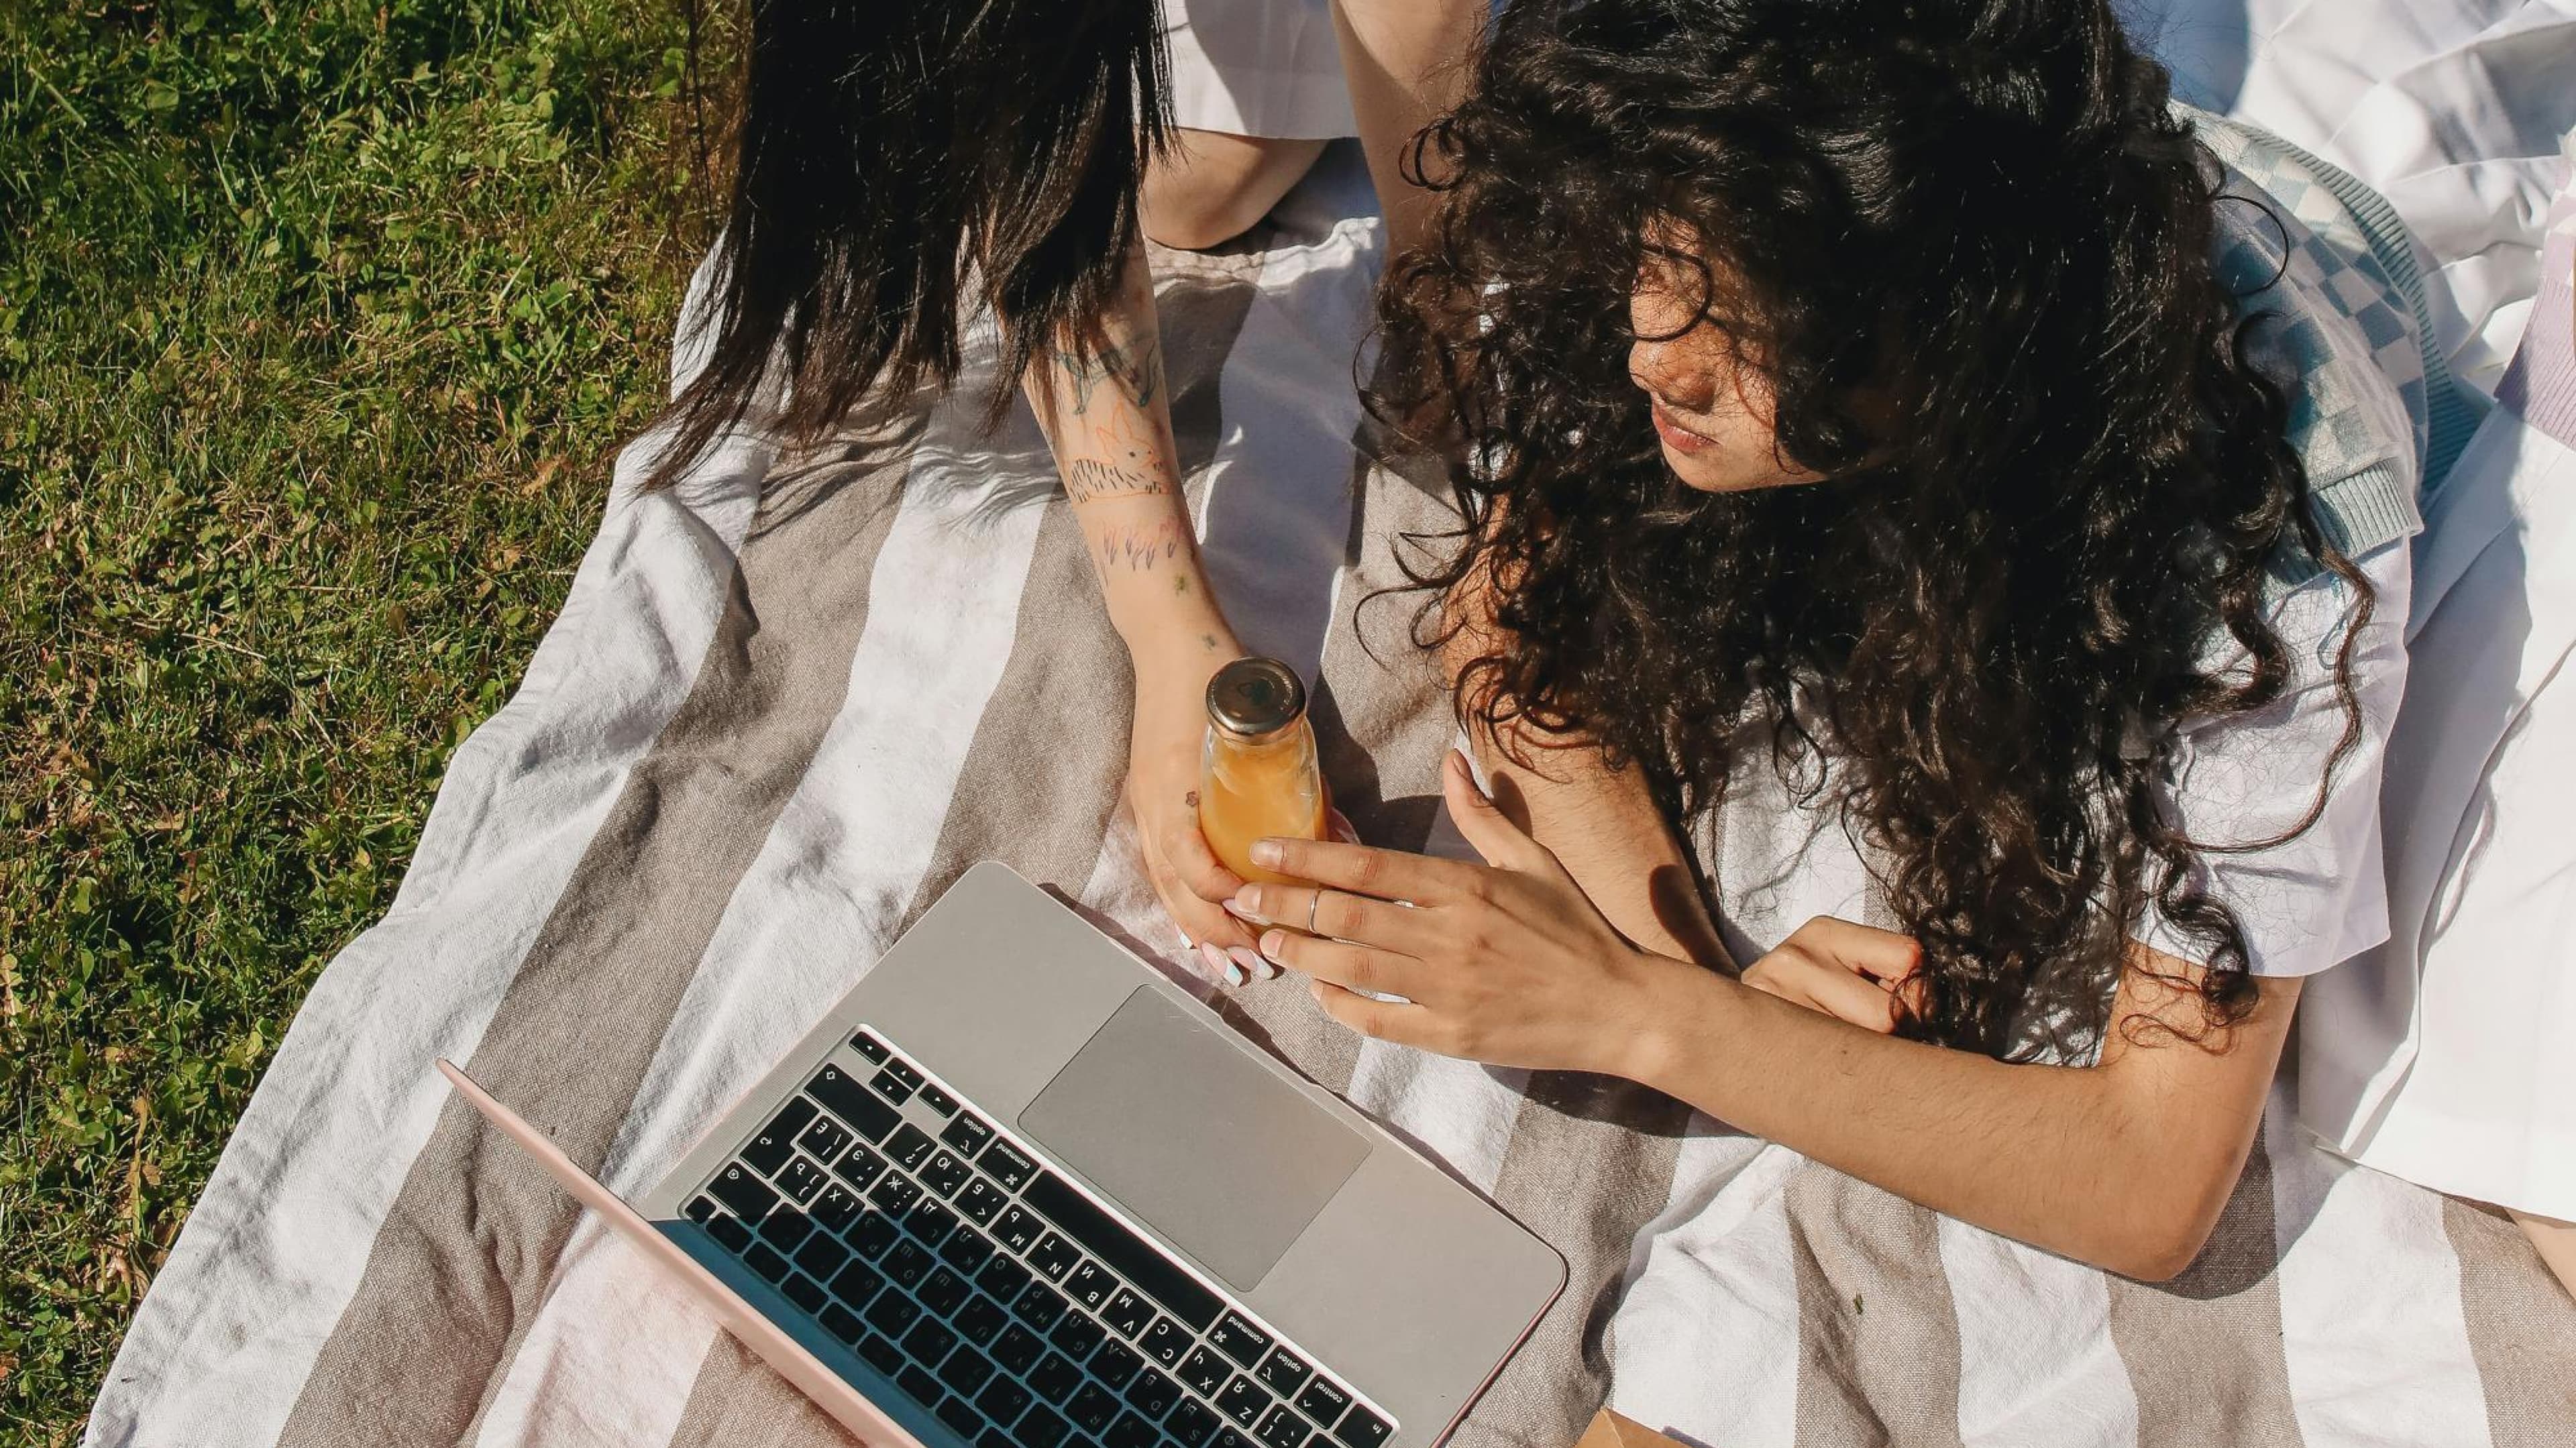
[686,1027,1396,1448]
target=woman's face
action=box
[1628,238,1824,494]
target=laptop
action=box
[440,860,1566,1448]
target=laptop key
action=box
[1098,1290,1155,1344]
[884,1239,934,1290]
[848,1211,900,1260]
[707,1214,751,1253]
[1124,1366,1181,1420]
[783,1273,829,1315]
[1220,1432,1259,1448]
[994,1205,1044,1254]
[918,1082,961,1118]
[902,1316,958,1367]
[1169,1399,1222,1446]
[978,1432,1020,1448]
[979,1139,1038,1192]
[992,1322,1048,1375]
[810,1183,863,1236]
[757,1209,812,1250]
[1028,1349,1085,1404]
[1016,1406,1073,1448]
[741,1099,816,1177]
[743,1242,792,1284]
[833,1144,888,1193]
[1012,1280,1069,1331]
[919,1265,971,1317]
[829,1258,885,1307]
[1089,1338,1144,1389]
[857,1333,907,1376]
[1254,1347,1312,1398]
[819,1302,867,1345]
[957,1178,1008,1227]
[1179,1347,1232,1397]
[851,1029,891,1064]
[905,1197,961,1245]
[975,1376,1033,1427]
[884,1056,926,1091]
[941,1225,998,1274]
[1209,1313,1273,1369]
[863,1289,920,1337]
[977,1254,1033,1303]
[775,1156,828,1207]
[685,1195,718,1224]
[955,1292,1010,1345]
[1049,1311,1105,1360]
[895,1363,943,1407]
[1254,1405,1311,1448]
[938,1345,998,1397]
[888,1124,938,1172]
[942,1111,997,1158]
[1215,1376,1267,1427]
[1103,1412,1159,1448]
[935,1394,985,1439]
[1069,1382,1122,1433]
[1065,1261,1116,1311]
[1293,1379,1351,1425]
[1333,1407,1392,1448]
[1028,1232,1082,1281]
[867,1173,922,1215]
[921,1150,972,1199]
[710,1164,778,1221]
[870,1068,915,1106]
[808,1066,900,1143]
[1138,1317,1189,1368]
[796,1115,855,1167]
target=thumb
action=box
[1443,749,1554,874]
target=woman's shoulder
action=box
[2187,107,2433,589]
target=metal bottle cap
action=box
[1205,657,1308,739]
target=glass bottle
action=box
[1199,657,1326,885]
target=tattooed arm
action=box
[1023,239,1260,979]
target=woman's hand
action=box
[1223,750,1694,1074]
[1740,917,1924,1034]
[1128,659,1263,983]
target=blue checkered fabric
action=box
[2186,107,2466,590]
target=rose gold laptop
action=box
[441,861,1564,1448]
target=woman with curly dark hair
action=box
[1221,0,2436,1278]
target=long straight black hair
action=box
[647,0,1171,488]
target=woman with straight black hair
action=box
[651,0,1488,981]
[1216,0,2442,1279]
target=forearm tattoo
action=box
[1093,519,1190,575]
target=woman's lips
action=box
[1651,399,1717,454]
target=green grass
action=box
[0,2,723,1437]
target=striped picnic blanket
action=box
[87,136,2575,1448]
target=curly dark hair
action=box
[1376,0,2373,1058]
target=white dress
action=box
[1161,0,1358,140]
[2300,169,2576,1222]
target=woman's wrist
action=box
[1613,951,1734,1093]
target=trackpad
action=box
[1018,987,1369,1291]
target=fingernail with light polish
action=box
[1249,838,1285,868]
[1259,930,1289,961]
[1224,960,1247,987]
[1198,941,1231,982]
[1224,887,1269,924]
[1228,946,1266,981]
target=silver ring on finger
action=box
[1305,888,1323,936]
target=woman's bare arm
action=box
[1328,0,1489,262]
[1440,553,1732,970]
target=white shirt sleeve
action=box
[2135,537,2414,978]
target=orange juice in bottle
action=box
[1199,657,1326,885]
